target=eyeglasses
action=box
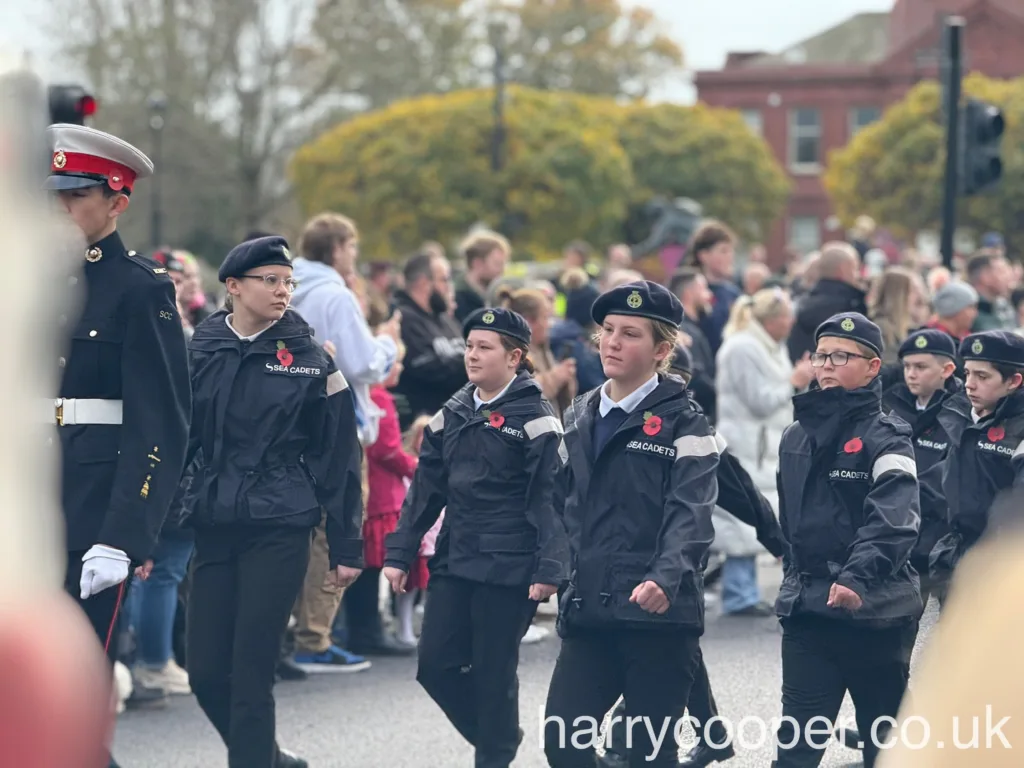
[810,351,874,367]
[239,274,299,292]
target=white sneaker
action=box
[135,660,191,695]
[520,623,550,645]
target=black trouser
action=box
[417,574,538,768]
[772,615,917,768]
[65,549,133,662]
[605,644,722,758]
[342,565,384,648]
[544,627,701,768]
[187,524,311,768]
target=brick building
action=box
[694,0,1024,267]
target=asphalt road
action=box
[113,562,939,767]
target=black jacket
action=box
[787,279,868,363]
[882,377,961,565]
[391,291,468,430]
[931,388,1024,572]
[57,230,191,562]
[681,314,716,424]
[718,447,787,559]
[385,373,568,588]
[775,378,922,625]
[557,376,720,634]
[184,309,363,569]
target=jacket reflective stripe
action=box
[326,370,349,396]
[1014,441,1024,458]
[872,453,916,481]
[673,434,720,461]
[557,439,568,465]
[713,431,727,453]
[428,409,445,433]
[525,415,563,439]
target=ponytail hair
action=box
[723,287,790,339]
[495,284,548,322]
[499,334,536,374]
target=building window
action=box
[849,106,881,138]
[740,109,762,136]
[788,108,821,172]
[789,216,821,255]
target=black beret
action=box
[462,307,531,345]
[591,280,683,327]
[815,312,883,357]
[670,344,693,375]
[898,329,957,361]
[218,236,293,283]
[960,331,1024,368]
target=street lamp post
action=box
[147,91,167,249]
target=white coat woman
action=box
[713,287,813,615]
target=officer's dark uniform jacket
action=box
[384,372,568,587]
[776,378,923,625]
[931,387,1024,570]
[184,308,363,569]
[882,376,961,565]
[59,230,191,563]
[557,375,720,635]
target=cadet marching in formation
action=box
[47,121,1024,768]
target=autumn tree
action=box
[825,73,1024,246]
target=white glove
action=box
[80,544,130,599]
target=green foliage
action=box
[826,73,1024,245]
[291,87,789,259]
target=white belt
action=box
[50,398,123,426]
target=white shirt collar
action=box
[599,373,659,417]
[474,375,516,410]
[226,314,276,342]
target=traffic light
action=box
[960,98,1004,196]
[48,84,96,125]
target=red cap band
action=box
[51,150,137,192]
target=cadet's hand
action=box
[383,566,408,594]
[134,560,154,581]
[328,565,361,590]
[529,583,558,601]
[79,545,130,599]
[379,312,402,343]
[630,580,669,614]
[827,583,863,610]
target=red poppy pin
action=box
[988,426,1005,442]
[844,437,863,454]
[642,411,662,436]
[487,411,505,429]
[276,340,294,367]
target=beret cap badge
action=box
[626,290,643,309]
[972,339,984,354]
[840,318,855,332]
[915,336,928,349]
[482,311,495,324]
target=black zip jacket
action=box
[183,309,363,569]
[776,378,922,625]
[384,373,568,588]
[557,375,720,634]
[882,377,961,564]
[391,290,468,430]
[717,446,787,559]
[931,387,1024,571]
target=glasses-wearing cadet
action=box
[882,329,961,608]
[543,282,720,768]
[599,343,787,768]
[183,237,364,768]
[930,331,1024,579]
[772,312,921,768]
[382,307,568,768]
[45,125,191,768]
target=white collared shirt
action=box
[474,375,516,410]
[226,314,276,342]
[598,373,659,417]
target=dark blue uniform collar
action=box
[448,371,541,417]
[888,375,962,415]
[89,229,124,251]
[192,308,314,348]
[794,377,882,449]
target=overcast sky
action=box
[2,0,894,102]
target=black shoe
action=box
[349,633,417,656]
[679,741,736,767]
[277,748,308,768]
[276,657,309,682]
[834,726,863,750]
[723,601,774,617]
